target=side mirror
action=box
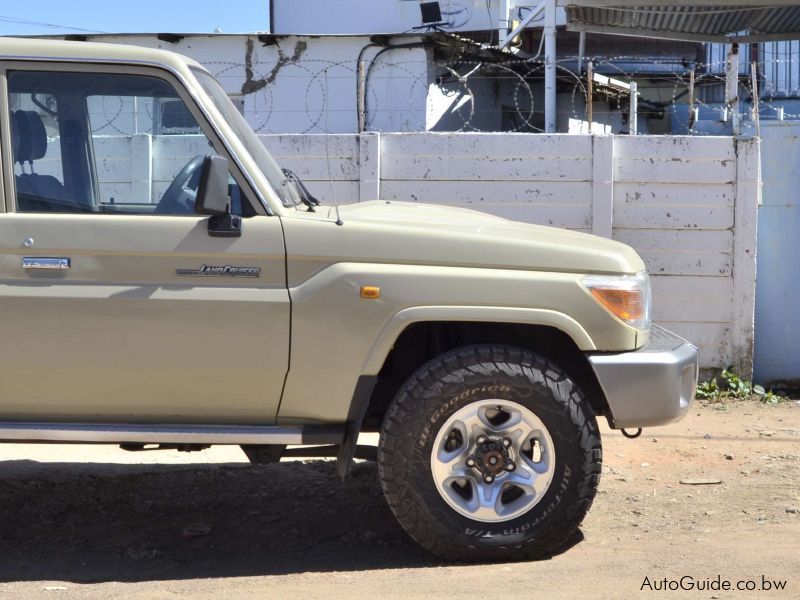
[195,155,242,238]
[195,155,230,216]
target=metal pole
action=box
[687,67,696,131]
[577,31,586,75]
[498,0,510,47]
[629,81,638,135]
[544,0,557,133]
[357,60,366,133]
[751,60,761,137]
[726,43,740,134]
[587,60,593,134]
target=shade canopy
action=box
[559,1,800,43]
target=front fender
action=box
[277,262,636,425]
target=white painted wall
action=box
[611,136,756,375]
[81,34,433,134]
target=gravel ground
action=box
[0,399,798,599]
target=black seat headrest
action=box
[11,110,48,164]
[23,110,48,162]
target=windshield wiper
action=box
[282,168,321,212]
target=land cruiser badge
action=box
[176,265,261,278]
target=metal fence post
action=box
[544,0,557,133]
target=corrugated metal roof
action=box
[560,2,800,42]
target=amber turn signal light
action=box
[589,288,645,323]
[360,286,381,299]
[582,272,651,330]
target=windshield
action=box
[191,68,300,208]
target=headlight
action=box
[582,271,652,331]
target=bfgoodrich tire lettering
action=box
[378,344,602,561]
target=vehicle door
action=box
[0,63,289,424]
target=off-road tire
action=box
[378,344,602,562]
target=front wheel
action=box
[378,344,602,561]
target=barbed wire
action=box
[86,53,800,136]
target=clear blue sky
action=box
[0,0,270,36]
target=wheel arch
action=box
[361,318,610,432]
[362,306,596,376]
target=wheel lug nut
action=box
[506,461,516,472]
[466,458,475,467]
[484,474,494,483]
[502,437,512,447]
[476,435,487,444]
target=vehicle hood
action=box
[319,200,645,274]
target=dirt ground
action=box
[0,399,798,599]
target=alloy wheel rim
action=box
[430,399,556,523]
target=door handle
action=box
[22,257,71,270]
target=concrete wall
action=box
[263,132,759,373]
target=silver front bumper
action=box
[588,325,698,429]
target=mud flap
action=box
[335,376,377,480]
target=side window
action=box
[7,70,248,216]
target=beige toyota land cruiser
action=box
[0,37,698,561]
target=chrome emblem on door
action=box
[176,265,261,278]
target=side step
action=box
[0,422,344,446]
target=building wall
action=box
[270,0,567,36]
[80,34,433,134]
